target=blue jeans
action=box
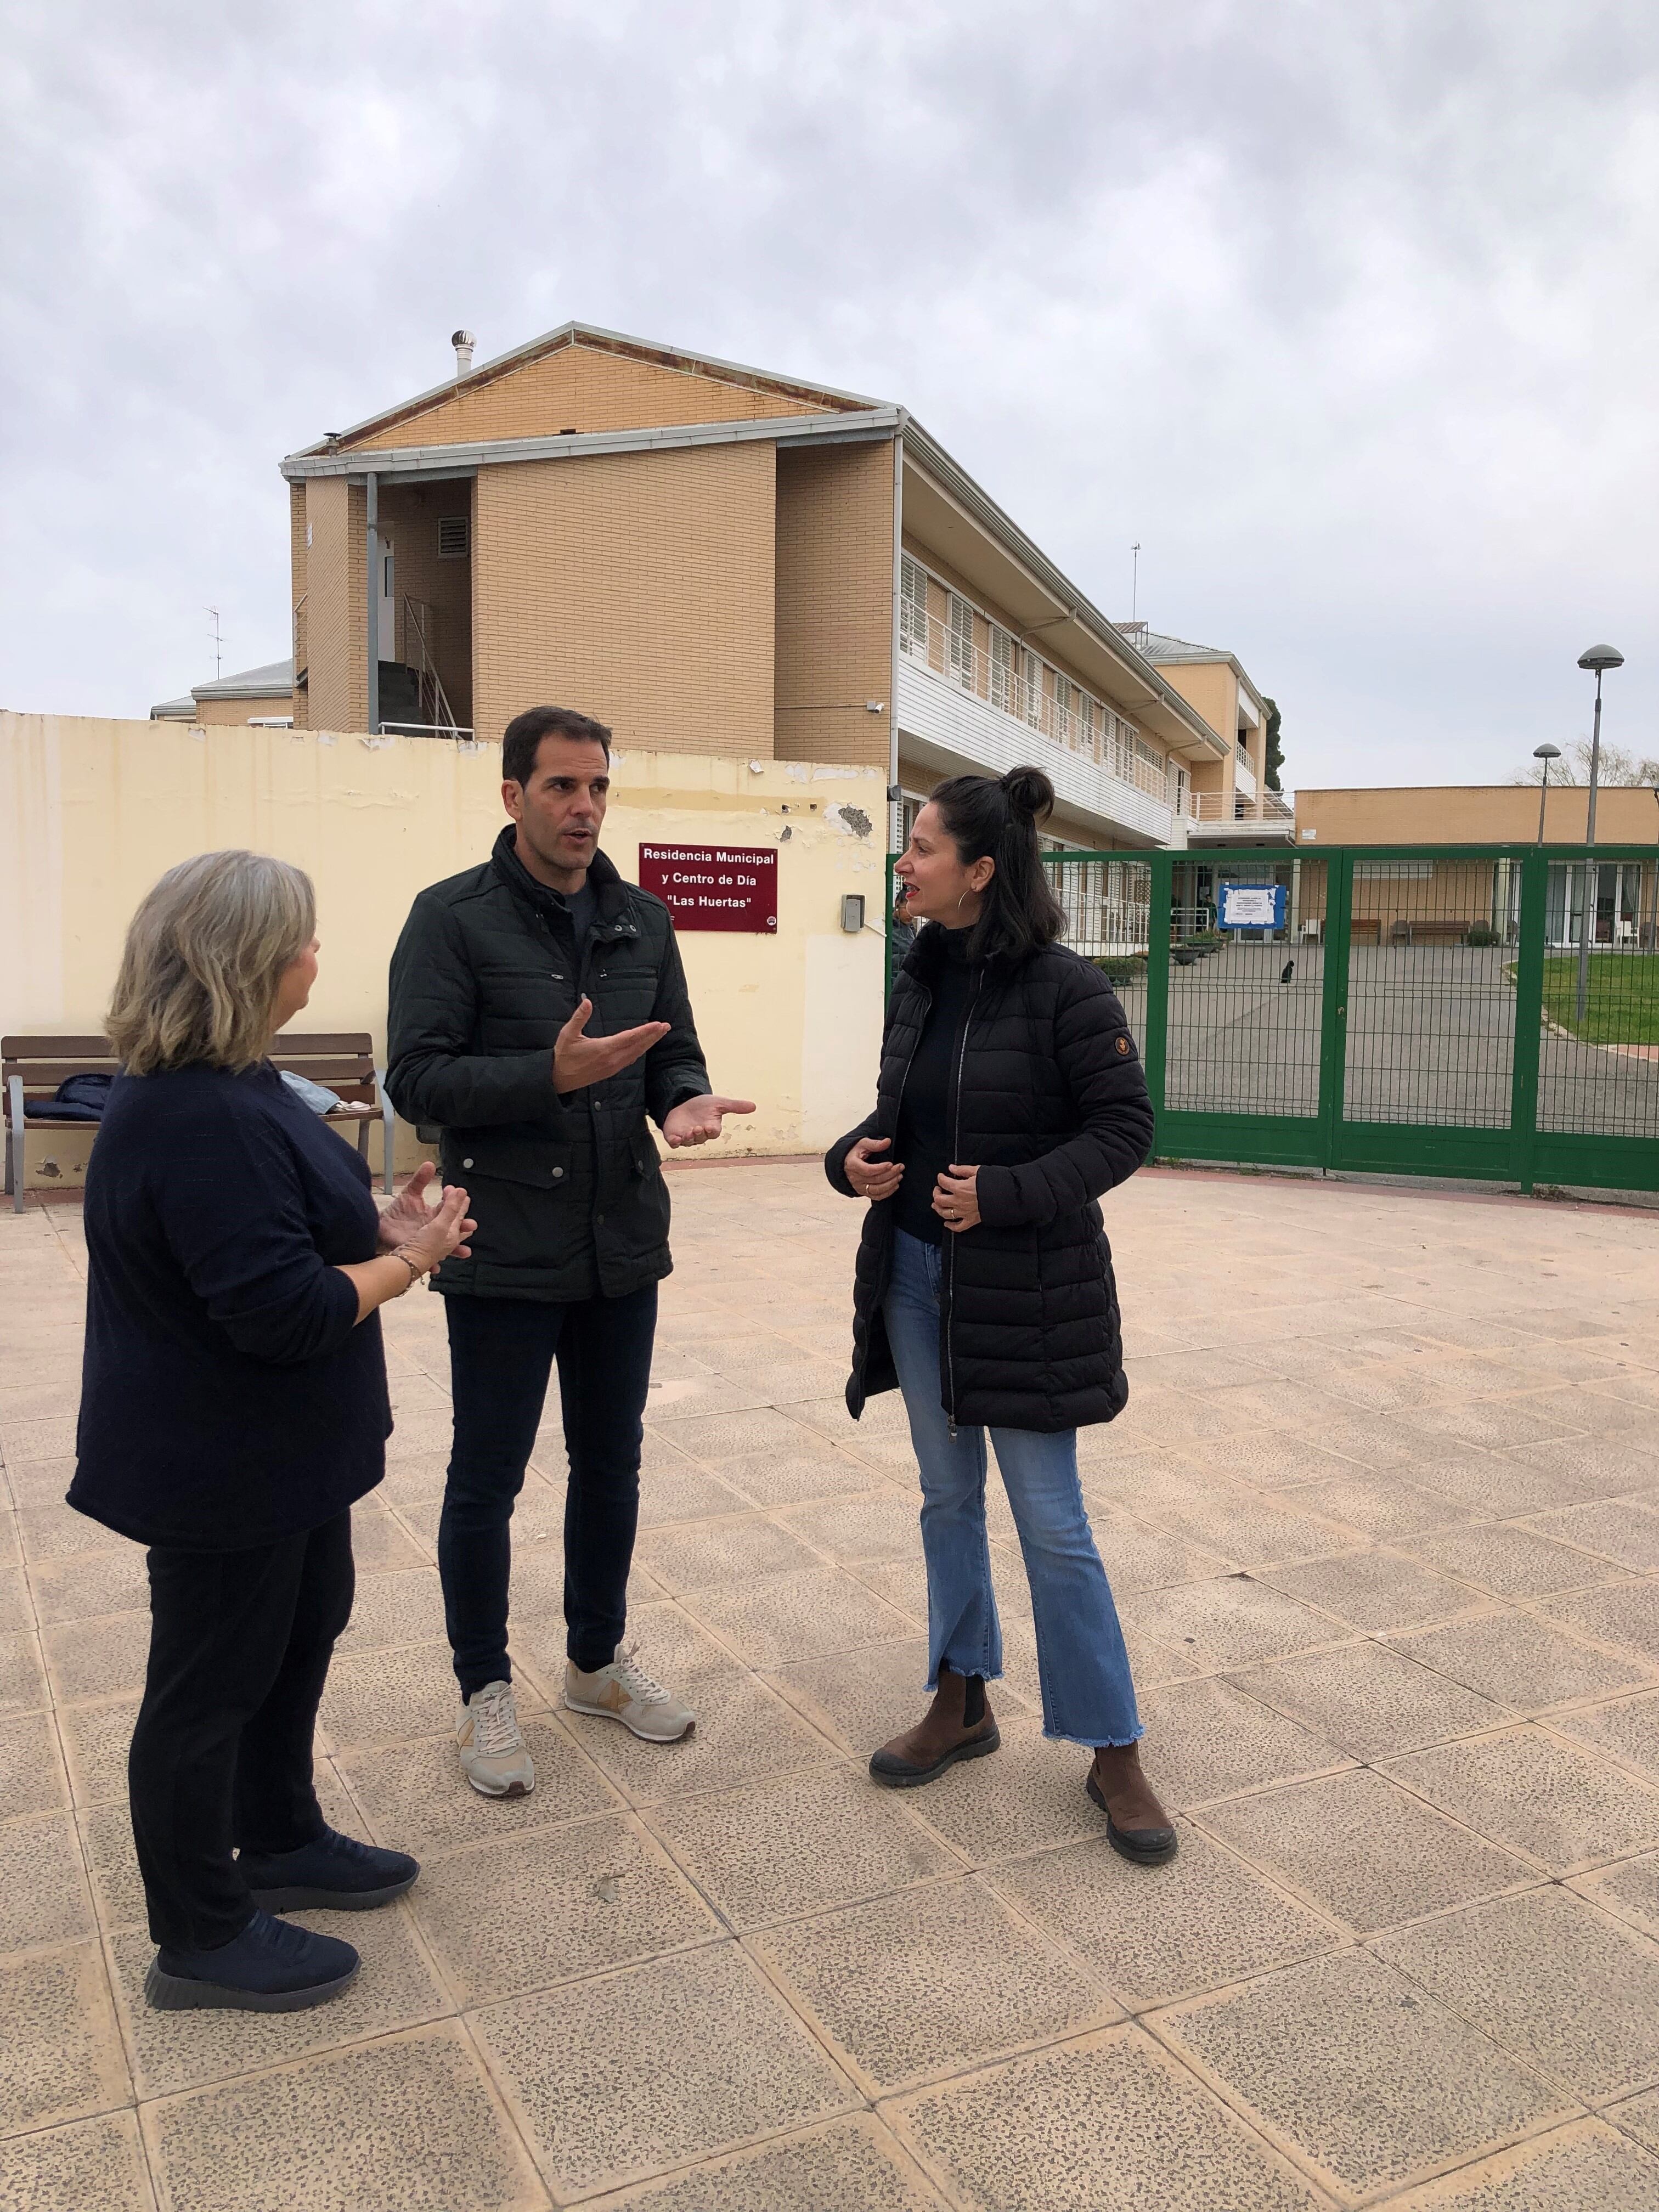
[883,1228,1142,1749]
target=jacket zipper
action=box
[943,969,983,1438]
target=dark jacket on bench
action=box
[69,1062,391,1550]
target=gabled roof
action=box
[292,320,887,459]
[150,658,294,719]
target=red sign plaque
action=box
[637,844,778,933]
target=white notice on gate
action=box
[1220,885,1279,928]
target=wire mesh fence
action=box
[1035,843,1659,1194]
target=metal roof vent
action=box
[451,329,475,377]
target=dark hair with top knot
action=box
[928,765,1067,964]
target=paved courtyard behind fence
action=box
[5,1161,1659,2208]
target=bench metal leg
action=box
[376,1068,396,1194]
[6,1076,25,1212]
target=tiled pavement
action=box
[5,1163,1659,2207]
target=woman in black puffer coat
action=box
[826,768,1175,1864]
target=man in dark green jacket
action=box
[387,705,753,1799]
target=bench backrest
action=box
[268,1032,379,1109]
[3,1033,380,1124]
[2,1036,120,1127]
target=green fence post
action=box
[1510,849,1547,1193]
[1316,849,1352,1173]
[1144,851,1172,1148]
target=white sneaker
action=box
[565,1646,695,1743]
[456,1679,535,1798]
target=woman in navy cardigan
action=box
[71,850,473,2013]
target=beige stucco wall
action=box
[1296,786,1659,845]
[472,443,777,756]
[0,713,888,1190]
[774,441,894,769]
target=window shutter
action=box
[437,516,469,560]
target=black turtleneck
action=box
[893,926,975,1246]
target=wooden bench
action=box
[3,1032,395,1212]
[3,1036,121,1214]
[1388,918,1478,947]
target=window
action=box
[899,556,928,656]
[437,516,469,560]
[990,625,1016,713]
[949,595,974,688]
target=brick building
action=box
[268,321,1267,852]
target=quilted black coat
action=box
[825,923,1154,1432]
[386,830,710,1301]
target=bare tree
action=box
[1513,738,1659,786]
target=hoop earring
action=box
[956,892,970,915]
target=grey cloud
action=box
[3,0,1655,788]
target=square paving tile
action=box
[40,1609,150,1705]
[109,1904,452,2098]
[1198,1767,1536,1936]
[1231,1638,1506,1761]
[1262,1547,1480,1632]
[649,1763,960,1929]
[1573,1848,1659,1944]
[1134,1675,1348,1810]
[1410,1521,1622,1600]
[25,1544,149,1626]
[584,2113,949,2210]
[565,1669,834,1805]
[1123,1574,1347,1669]
[635,1514,826,1593]
[0,1707,69,1817]
[1384,2119,1659,2208]
[1293,1470,1477,1543]
[633,1461,755,1528]
[1528,1499,1659,1575]
[1154,1946,1573,2203]
[77,1798,145,1931]
[901,1713,1114,1861]
[1384,1724,1659,1872]
[1504,1432,1659,1498]
[0,1940,128,2136]
[0,1626,48,1715]
[778,1490,926,1566]
[334,1566,448,1656]
[768,1638,942,1758]
[712,1447,888,1510]
[0,2110,154,2212]
[336,1713,620,1855]
[0,1808,94,1955]
[986,1822,1339,2009]
[142,2020,545,2212]
[1539,1578,1659,1664]
[679,1566,915,1668]
[885,2022,1326,2210]
[751,1875,1116,2095]
[317,1640,461,1752]
[412,1811,719,2004]
[1375,1884,1659,2104]
[55,1694,139,1806]
[1548,1688,1659,1783]
[1405,1451,1590,1519]
[1390,1607,1657,1712]
[472,1941,856,2200]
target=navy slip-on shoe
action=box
[146,1909,359,2012]
[236,1826,420,1911]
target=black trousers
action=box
[439,1285,657,1694]
[128,1511,354,1951]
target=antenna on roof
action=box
[1130,545,1141,623]
[452,329,475,378]
[205,606,222,680]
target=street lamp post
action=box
[1575,644,1625,1026]
[1533,743,1561,846]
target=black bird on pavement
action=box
[1280,959,1295,984]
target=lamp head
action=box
[1578,644,1624,672]
[1533,744,1561,760]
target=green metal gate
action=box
[889,844,1659,1197]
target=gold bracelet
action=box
[390,1248,424,1290]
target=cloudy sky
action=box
[4,0,1655,790]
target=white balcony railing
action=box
[899,600,1178,808]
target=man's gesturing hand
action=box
[662,1094,757,1148]
[554,996,670,1096]
[845,1135,903,1201]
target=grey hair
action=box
[106,850,316,1075]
